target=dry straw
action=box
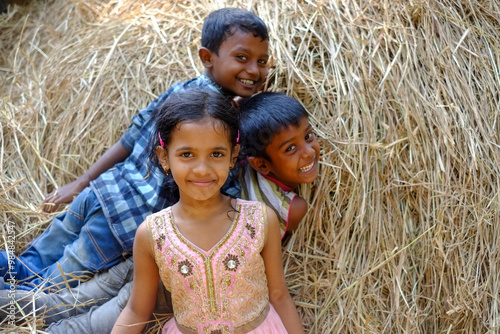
[1,0,500,333]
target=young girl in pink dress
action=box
[111,89,305,334]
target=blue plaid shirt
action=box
[91,74,232,253]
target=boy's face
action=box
[263,117,320,189]
[201,29,269,98]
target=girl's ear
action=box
[247,156,271,175]
[156,146,170,172]
[199,47,214,69]
[230,144,240,168]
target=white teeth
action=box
[240,79,255,85]
[300,162,314,172]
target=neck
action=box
[174,192,232,220]
[266,172,297,191]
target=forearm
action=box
[79,141,130,186]
[111,306,149,334]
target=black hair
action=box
[201,8,269,54]
[149,89,238,202]
[238,92,308,161]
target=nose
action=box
[193,159,211,175]
[246,61,259,77]
[302,143,316,159]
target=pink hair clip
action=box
[158,132,165,147]
[236,130,240,144]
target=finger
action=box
[40,202,56,213]
[43,193,53,204]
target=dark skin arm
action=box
[287,195,308,232]
[42,141,130,213]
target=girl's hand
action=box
[41,178,88,213]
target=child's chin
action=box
[304,176,318,184]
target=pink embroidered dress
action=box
[146,199,287,334]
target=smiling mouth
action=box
[191,180,214,187]
[299,161,315,173]
[239,78,256,86]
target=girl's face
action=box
[157,117,239,203]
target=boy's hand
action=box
[41,178,88,213]
[41,141,131,213]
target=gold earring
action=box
[163,167,169,176]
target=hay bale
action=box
[1,0,499,332]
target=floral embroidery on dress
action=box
[156,236,164,250]
[151,201,271,331]
[223,254,240,272]
[178,259,194,277]
[203,326,229,334]
[245,223,256,239]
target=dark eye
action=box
[285,145,296,152]
[237,55,247,61]
[305,131,316,141]
[212,151,224,158]
[258,58,268,65]
[180,152,193,158]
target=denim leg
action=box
[14,189,124,290]
[0,188,94,282]
[0,251,32,284]
[0,258,134,326]
[46,281,134,334]
[46,279,172,334]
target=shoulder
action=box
[174,74,224,95]
[236,199,278,230]
[155,75,207,105]
[145,207,173,230]
[235,198,260,206]
[235,198,267,214]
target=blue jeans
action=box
[0,187,124,290]
[0,258,172,334]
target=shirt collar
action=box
[199,73,234,97]
[260,173,293,192]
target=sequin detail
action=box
[147,200,270,332]
[178,260,193,277]
[209,330,223,334]
[156,235,165,250]
[223,254,240,272]
[245,223,256,239]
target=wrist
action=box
[78,172,93,188]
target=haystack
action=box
[1,0,499,333]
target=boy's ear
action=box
[247,156,271,175]
[156,146,170,172]
[199,47,214,69]
[230,144,240,168]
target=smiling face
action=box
[257,117,320,189]
[201,29,269,98]
[157,117,239,203]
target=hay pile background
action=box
[1,0,500,333]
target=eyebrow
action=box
[232,46,269,58]
[174,146,230,152]
[277,124,312,150]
